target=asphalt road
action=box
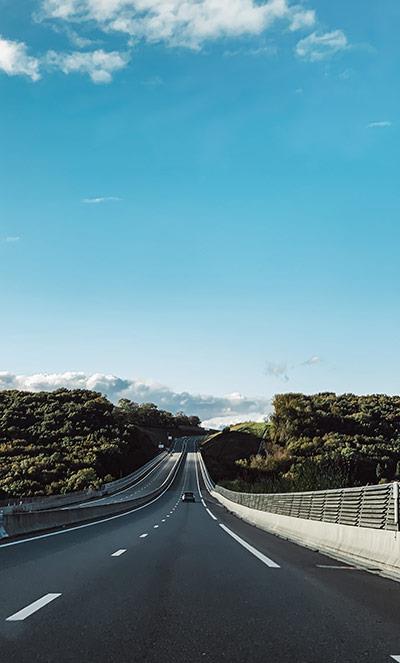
[1,437,400,663]
[73,437,189,508]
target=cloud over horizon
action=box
[0,371,271,429]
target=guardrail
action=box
[215,483,398,531]
[199,453,398,532]
[0,450,185,540]
[197,452,215,493]
[0,451,168,513]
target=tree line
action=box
[0,389,201,498]
[217,393,400,493]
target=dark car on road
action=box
[182,491,195,502]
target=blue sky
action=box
[0,0,399,425]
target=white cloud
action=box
[202,412,267,430]
[265,361,289,382]
[82,196,122,203]
[265,355,322,381]
[2,236,21,243]
[367,121,392,129]
[64,27,98,48]
[0,1,346,84]
[46,49,129,82]
[288,7,315,31]
[141,75,164,87]
[39,0,317,49]
[0,36,41,81]
[223,43,277,57]
[0,371,272,427]
[301,355,321,366]
[296,29,348,61]
[0,35,128,84]
[338,68,352,80]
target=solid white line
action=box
[194,452,203,499]
[139,533,148,538]
[0,454,185,548]
[6,594,62,621]
[219,524,280,568]
[111,549,127,557]
[391,657,400,662]
[205,508,218,521]
[201,499,206,507]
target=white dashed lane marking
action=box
[219,524,280,569]
[153,525,159,529]
[139,533,148,538]
[6,594,62,621]
[111,549,127,557]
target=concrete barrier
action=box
[213,491,400,580]
[1,450,169,513]
[1,452,185,541]
[197,452,400,581]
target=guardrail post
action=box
[393,482,399,530]
[0,510,8,538]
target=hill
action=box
[200,429,262,483]
[202,393,400,493]
[0,389,203,498]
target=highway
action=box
[73,437,188,508]
[1,437,400,663]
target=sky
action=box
[0,0,399,427]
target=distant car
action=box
[182,491,195,502]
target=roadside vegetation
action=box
[202,393,400,493]
[0,389,201,498]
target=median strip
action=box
[1,450,185,547]
[219,524,280,569]
[6,594,62,621]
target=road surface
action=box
[1,438,399,662]
[73,437,189,508]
